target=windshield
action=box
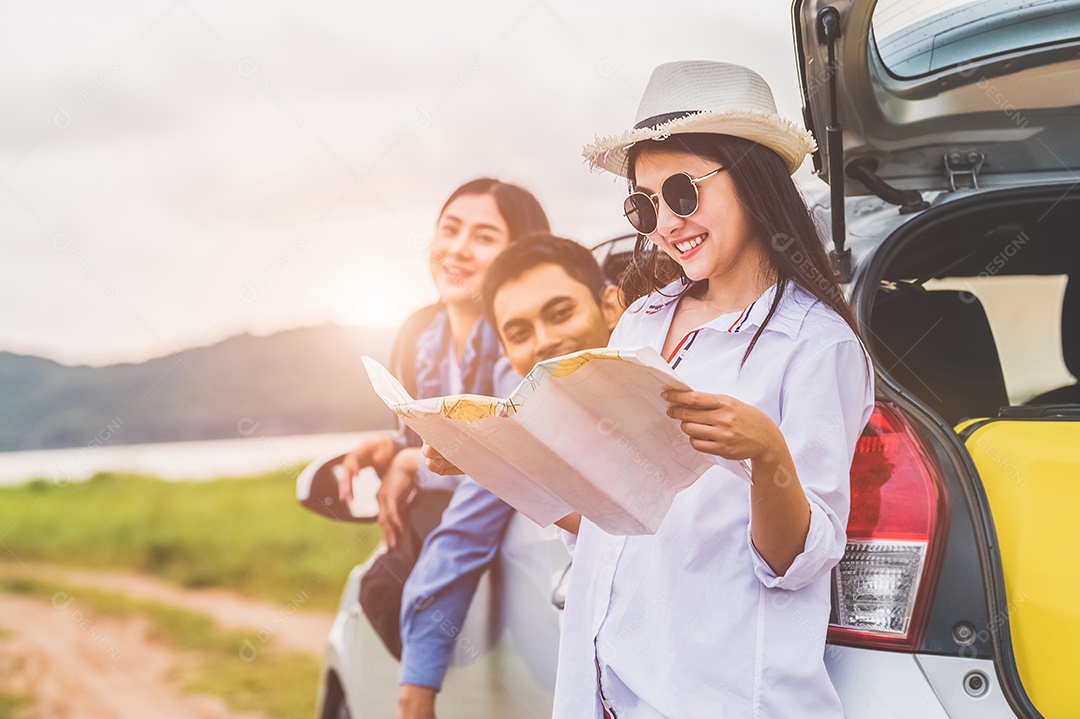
[873,0,1080,78]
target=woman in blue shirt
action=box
[337,177,550,719]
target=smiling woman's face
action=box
[633,148,765,285]
[429,193,511,308]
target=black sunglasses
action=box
[623,167,725,235]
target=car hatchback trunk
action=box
[860,184,1080,716]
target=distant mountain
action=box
[0,324,399,451]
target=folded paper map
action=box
[363,347,749,535]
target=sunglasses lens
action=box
[662,173,698,217]
[624,193,657,234]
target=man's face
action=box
[492,263,623,376]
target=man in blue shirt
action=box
[388,235,623,718]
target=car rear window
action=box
[873,0,1080,78]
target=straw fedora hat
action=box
[583,60,817,176]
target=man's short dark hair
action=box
[482,234,606,320]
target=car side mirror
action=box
[296,453,380,523]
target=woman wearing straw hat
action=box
[554,61,876,718]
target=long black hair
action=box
[622,133,867,371]
[439,178,550,243]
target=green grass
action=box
[0,690,32,719]
[0,470,381,610]
[0,578,318,719]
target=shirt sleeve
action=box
[399,478,516,690]
[747,338,875,591]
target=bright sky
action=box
[2,0,813,366]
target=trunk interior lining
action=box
[870,193,1080,417]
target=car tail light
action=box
[828,401,949,651]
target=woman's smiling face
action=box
[429,193,511,308]
[632,148,765,285]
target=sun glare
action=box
[332,266,434,328]
[348,288,403,327]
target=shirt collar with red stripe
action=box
[643,278,819,340]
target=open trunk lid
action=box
[958,412,1080,716]
[793,0,1080,193]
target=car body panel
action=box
[823,645,950,716]
[792,0,1080,193]
[917,654,1018,718]
[311,510,568,719]
[493,513,569,694]
[825,647,1025,718]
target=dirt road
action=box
[0,591,270,719]
[1,562,335,656]
[0,562,336,719]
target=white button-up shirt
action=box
[552,279,875,719]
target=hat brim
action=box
[583,109,818,177]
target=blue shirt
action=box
[399,476,516,689]
[397,346,521,690]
